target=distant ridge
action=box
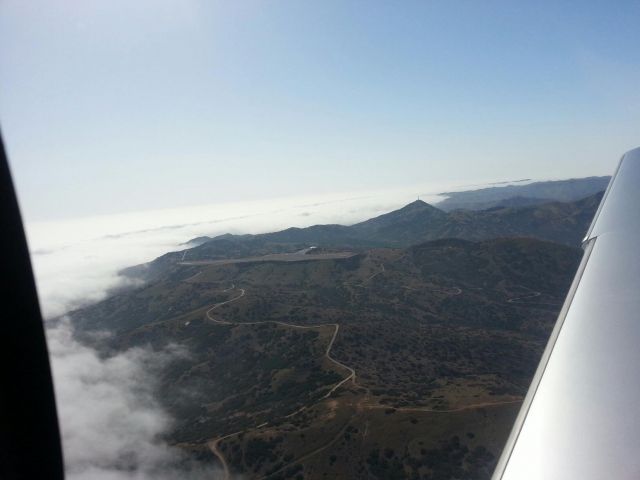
[437,176,610,211]
[180,235,212,246]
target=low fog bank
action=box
[48,320,222,480]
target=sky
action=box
[1,0,638,221]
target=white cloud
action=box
[47,320,220,480]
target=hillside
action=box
[71,182,607,479]
[71,237,581,480]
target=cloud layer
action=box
[47,320,220,479]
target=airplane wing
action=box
[492,147,640,479]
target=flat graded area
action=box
[178,251,356,267]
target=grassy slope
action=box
[70,237,581,479]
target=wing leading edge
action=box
[492,147,640,479]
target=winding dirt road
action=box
[506,288,562,307]
[256,416,354,480]
[204,284,358,477]
[507,291,541,303]
[198,262,470,479]
[208,430,243,480]
[204,287,356,393]
[361,398,523,414]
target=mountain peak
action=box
[398,199,440,212]
[349,198,447,239]
[405,199,429,207]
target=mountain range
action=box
[70,181,606,480]
[436,175,610,211]
[124,190,602,284]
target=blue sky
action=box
[1,0,639,220]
